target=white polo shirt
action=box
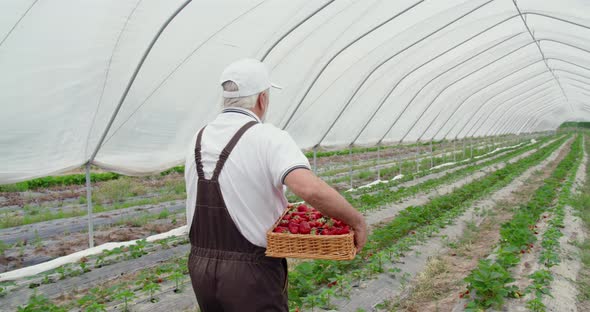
[184,107,310,247]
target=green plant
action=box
[128,239,148,259]
[17,293,66,312]
[0,240,8,257]
[142,281,161,303]
[170,271,184,293]
[114,288,135,312]
[158,208,170,219]
[464,260,518,309]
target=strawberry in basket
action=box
[272,204,350,235]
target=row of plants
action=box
[347,137,545,197]
[2,235,188,299]
[17,255,190,312]
[524,135,584,311]
[286,135,568,310]
[572,133,590,306]
[341,139,555,215]
[464,135,582,311]
[0,172,121,193]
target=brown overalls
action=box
[188,121,288,312]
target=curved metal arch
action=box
[355,33,525,146]
[514,104,562,135]
[347,11,590,145]
[494,102,559,136]
[564,82,590,93]
[279,0,425,129]
[478,91,560,136]
[494,93,563,135]
[510,105,558,135]
[392,42,538,143]
[511,0,568,104]
[524,11,590,32]
[89,0,193,163]
[491,98,561,136]
[375,39,534,144]
[260,0,337,61]
[0,0,39,48]
[469,67,590,138]
[385,14,590,142]
[538,38,590,57]
[554,69,590,82]
[443,40,590,140]
[418,61,547,142]
[313,9,525,147]
[447,71,553,139]
[463,57,590,138]
[485,93,560,136]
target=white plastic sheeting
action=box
[1,0,589,183]
[0,225,188,282]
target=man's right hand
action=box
[352,219,367,252]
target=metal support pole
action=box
[470,137,474,158]
[85,163,94,248]
[377,143,381,181]
[399,149,403,177]
[453,139,457,162]
[415,144,419,178]
[349,146,353,190]
[313,147,317,174]
[462,139,466,160]
[430,139,434,168]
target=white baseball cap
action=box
[220,58,282,98]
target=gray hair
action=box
[222,81,259,109]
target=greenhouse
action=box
[1,0,589,311]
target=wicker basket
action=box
[265,207,356,260]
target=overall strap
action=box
[194,126,206,180]
[211,121,257,181]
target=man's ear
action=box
[257,91,267,111]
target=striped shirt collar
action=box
[222,107,261,123]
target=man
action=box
[185,58,367,311]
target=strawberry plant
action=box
[114,288,135,312]
[170,271,184,293]
[464,260,517,309]
[17,293,66,312]
[142,281,160,303]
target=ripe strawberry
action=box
[327,281,338,288]
[274,226,288,233]
[297,204,308,212]
[282,214,291,221]
[288,222,299,234]
[340,225,350,234]
[157,278,163,283]
[299,221,311,234]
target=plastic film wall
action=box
[1,0,589,183]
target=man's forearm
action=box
[304,178,365,230]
